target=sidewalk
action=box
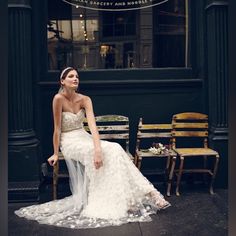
[8,188,228,236]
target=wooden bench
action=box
[135,118,177,196]
[53,114,134,200]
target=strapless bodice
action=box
[61,109,85,132]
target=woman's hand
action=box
[94,149,103,169]
[47,154,59,166]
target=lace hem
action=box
[15,194,170,229]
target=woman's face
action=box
[61,69,79,91]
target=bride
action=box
[15,67,170,229]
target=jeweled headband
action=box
[60,67,73,79]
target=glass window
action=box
[102,12,136,37]
[47,0,191,71]
[153,0,190,67]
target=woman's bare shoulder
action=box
[78,94,92,108]
[79,93,91,101]
[53,93,64,101]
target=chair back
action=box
[136,117,172,150]
[84,115,130,152]
[171,112,209,148]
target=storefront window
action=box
[102,12,136,37]
[153,0,190,67]
[47,0,190,70]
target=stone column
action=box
[8,0,41,202]
[205,0,228,187]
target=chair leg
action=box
[176,156,184,196]
[209,155,220,195]
[137,156,142,170]
[134,153,138,166]
[203,155,208,185]
[53,161,59,200]
[167,156,176,197]
[164,156,171,186]
[166,156,171,170]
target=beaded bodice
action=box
[61,109,85,132]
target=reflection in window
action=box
[47,0,190,71]
[47,20,73,70]
[72,19,98,41]
[102,12,136,37]
[153,0,190,67]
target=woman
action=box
[15,67,170,229]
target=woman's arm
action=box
[48,94,63,166]
[83,96,103,169]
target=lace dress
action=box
[15,109,170,229]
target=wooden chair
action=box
[90,114,134,161]
[135,118,177,196]
[171,112,220,196]
[53,114,133,200]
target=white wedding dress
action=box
[15,109,170,229]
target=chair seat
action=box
[58,155,65,160]
[57,173,69,178]
[137,149,176,157]
[174,148,218,156]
